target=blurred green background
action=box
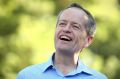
[0,0,120,79]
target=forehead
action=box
[58,8,88,25]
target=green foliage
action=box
[0,0,120,79]
[0,16,18,36]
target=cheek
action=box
[55,27,61,36]
[55,28,59,37]
[76,34,86,47]
[72,36,83,52]
[54,28,61,42]
[54,30,58,41]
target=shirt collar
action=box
[41,53,93,75]
[41,53,55,73]
[76,60,93,75]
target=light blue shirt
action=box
[17,53,107,79]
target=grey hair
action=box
[57,3,96,37]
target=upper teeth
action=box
[60,35,71,40]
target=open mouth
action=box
[59,35,72,42]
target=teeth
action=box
[62,36,70,40]
[60,35,71,41]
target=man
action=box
[17,3,107,79]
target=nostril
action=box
[63,27,71,33]
[63,30,71,33]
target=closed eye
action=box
[59,23,66,25]
[72,24,80,30]
[58,22,67,27]
[73,25,79,29]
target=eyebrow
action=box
[58,20,82,28]
[58,20,67,22]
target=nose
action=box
[63,23,71,33]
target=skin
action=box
[54,7,93,75]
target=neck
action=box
[54,51,79,75]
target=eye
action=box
[58,22,66,27]
[73,25,80,29]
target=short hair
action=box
[57,3,96,37]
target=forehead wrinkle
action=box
[57,7,89,29]
[57,7,88,20]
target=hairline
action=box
[56,5,96,37]
[56,7,90,33]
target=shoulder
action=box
[88,67,108,79]
[79,61,108,79]
[19,63,45,73]
[16,63,46,79]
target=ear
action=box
[84,36,93,47]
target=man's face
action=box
[54,8,91,54]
